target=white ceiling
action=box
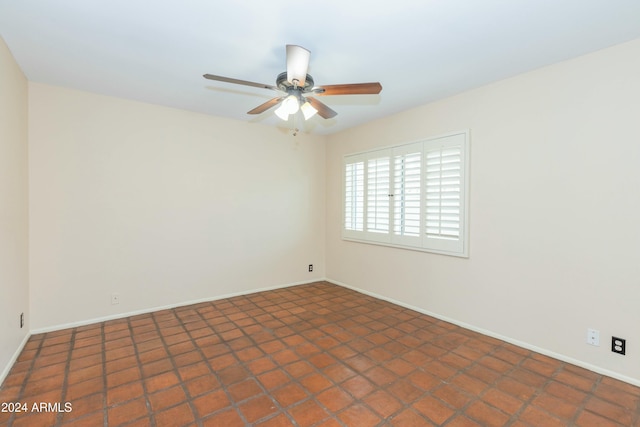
[2,1,640,135]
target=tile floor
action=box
[1,281,639,427]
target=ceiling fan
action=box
[203,45,382,121]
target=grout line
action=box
[128,317,157,427]
[53,329,76,427]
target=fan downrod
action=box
[276,72,314,92]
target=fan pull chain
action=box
[291,110,299,136]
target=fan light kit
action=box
[203,45,382,122]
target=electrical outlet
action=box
[612,337,626,355]
[308,264,313,272]
[111,293,120,305]
[586,328,599,346]
[20,312,24,328]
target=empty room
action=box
[1,1,640,426]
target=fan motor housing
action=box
[276,72,314,92]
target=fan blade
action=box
[203,74,278,91]
[306,97,337,119]
[286,45,310,87]
[247,97,285,115]
[315,82,382,96]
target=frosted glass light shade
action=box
[301,101,318,120]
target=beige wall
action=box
[0,37,29,381]
[28,83,326,330]
[325,39,640,385]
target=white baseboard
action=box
[30,279,318,335]
[326,278,640,388]
[0,332,31,387]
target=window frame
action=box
[342,130,470,258]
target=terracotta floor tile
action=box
[228,378,264,402]
[107,380,145,406]
[177,361,210,382]
[107,397,149,426]
[22,372,65,396]
[62,392,104,421]
[338,403,382,427]
[464,400,510,427]
[254,413,296,427]
[288,399,330,427]
[575,409,627,427]
[29,361,66,381]
[482,388,524,415]
[141,357,174,377]
[207,353,238,372]
[555,370,598,392]
[258,369,290,390]
[344,354,376,373]
[364,365,397,386]
[154,402,195,426]
[584,396,633,426]
[432,384,473,409]
[386,379,424,404]
[62,410,104,427]
[531,392,579,420]
[247,356,278,375]
[544,380,589,405]
[192,388,231,418]
[316,386,354,412]
[184,374,220,397]
[308,352,337,369]
[413,395,456,425]
[323,363,357,383]
[12,411,57,427]
[451,373,489,395]
[363,389,403,418]
[107,366,141,388]
[65,376,105,401]
[202,408,247,427]
[478,355,513,373]
[238,394,279,424]
[593,382,639,411]
[423,360,457,380]
[272,383,307,407]
[272,349,300,365]
[283,360,315,378]
[509,367,548,388]
[519,405,569,427]
[600,376,640,397]
[2,282,639,427]
[148,385,188,411]
[496,377,538,401]
[444,415,483,427]
[299,372,333,394]
[391,408,436,427]
[144,371,180,393]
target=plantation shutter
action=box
[342,131,468,257]
[392,143,422,246]
[366,152,391,242]
[344,159,364,234]
[424,133,466,254]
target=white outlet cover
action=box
[587,328,600,346]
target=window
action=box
[342,131,469,257]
